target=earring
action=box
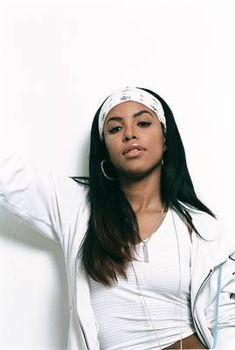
[161,158,164,167]
[101,159,115,181]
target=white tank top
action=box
[88,208,195,349]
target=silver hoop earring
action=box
[101,159,115,181]
[161,158,164,167]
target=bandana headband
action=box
[98,87,166,140]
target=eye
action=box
[138,121,151,127]
[108,126,122,134]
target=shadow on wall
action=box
[0,206,69,349]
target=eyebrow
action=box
[106,110,154,125]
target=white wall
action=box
[0,0,234,348]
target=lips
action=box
[123,144,146,155]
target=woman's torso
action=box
[88,208,196,350]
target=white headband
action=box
[98,87,166,140]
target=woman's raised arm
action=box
[0,154,85,245]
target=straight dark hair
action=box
[71,87,216,287]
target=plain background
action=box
[0,0,234,349]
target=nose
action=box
[123,133,136,141]
[122,126,138,142]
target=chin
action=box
[118,164,161,181]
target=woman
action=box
[0,86,235,350]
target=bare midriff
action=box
[163,332,207,349]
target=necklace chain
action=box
[131,208,183,350]
[141,202,166,263]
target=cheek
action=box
[105,139,120,161]
[147,135,165,158]
[145,128,164,145]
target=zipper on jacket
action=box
[192,268,214,347]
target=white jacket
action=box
[0,154,235,350]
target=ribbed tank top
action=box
[88,208,195,349]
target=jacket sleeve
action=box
[206,254,235,349]
[0,154,85,245]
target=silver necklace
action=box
[131,208,183,350]
[141,203,166,263]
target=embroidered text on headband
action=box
[98,87,166,140]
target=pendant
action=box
[142,243,149,263]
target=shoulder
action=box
[178,201,235,254]
[50,175,89,215]
[178,200,217,233]
[52,174,88,194]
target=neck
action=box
[118,167,164,214]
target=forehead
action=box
[105,100,155,119]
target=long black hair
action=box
[70,87,216,287]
